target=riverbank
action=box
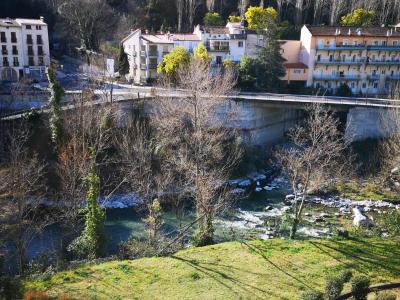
[24,237,400,299]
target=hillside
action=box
[25,237,400,299]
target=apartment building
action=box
[300,24,400,95]
[122,21,263,84]
[0,17,50,82]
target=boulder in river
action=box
[352,207,371,227]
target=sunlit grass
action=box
[24,237,400,299]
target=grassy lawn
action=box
[24,237,400,300]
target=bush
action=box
[325,276,344,300]
[338,270,353,283]
[23,290,49,300]
[381,210,400,236]
[351,276,370,300]
[376,291,397,300]
[0,277,22,300]
[300,291,324,300]
[119,236,181,260]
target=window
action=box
[382,40,387,46]
[37,35,43,45]
[327,82,332,88]
[12,45,18,55]
[317,54,321,62]
[216,56,222,65]
[38,56,44,66]
[26,25,31,29]
[372,70,377,75]
[362,82,367,89]
[28,45,33,55]
[393,41,398,46]
[353,40,358,46]
[329,54,333,62]
[1,45,7,55]
[391,70,395,76]
[351,82,355,88]
[27,34,33,44]
[2,57,9,67]
[36,25,42,30]
[0,32,6,43]
[374,40,379,46]
[342,40,348,45]
[11,32,17,43]
[38,45,43,55]
[341,54,346,61]
[28,56,34,66]
[238,41,243,47]
[13,57,19,67]
[293,69,302,74]
[373,82,378,89]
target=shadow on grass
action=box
[171,255,276,299]
[241,241,316,290]
[309,237,400,276]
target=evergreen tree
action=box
[117,44,129,76]
[254,15,286,91]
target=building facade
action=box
[300,25,400,96]
[122,21,308,86]
[0,17,50,82]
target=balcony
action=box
[367,60,400,65]
[368,75,380,80]
[367,45,400,51]
[229,34,247,40]
[148,64,158,69]
[387,75,400,80]
[140,64,147,70]
[314,74,360,80]
[148,50,158,57]
[316,45,366,51]
[315,59,363,65]
[207,46,229,52]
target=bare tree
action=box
[176,0,185,32]
[186,0,202,31]
[57,0,114,50]
[275,104,348,239]
[0,127,49,274]
[153,59,242,246]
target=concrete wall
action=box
[345,107,390,141]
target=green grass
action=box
[24,237,400,300]
[336,181,400,202]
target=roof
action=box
[169,34,200,41]
[141,34,173,44]
[284,62,308,69]
[305,25,400,37]
[15,18,46,25]
[200,26,229,34]
[0,19,20,27]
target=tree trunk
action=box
[290,218,299,239]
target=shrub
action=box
[376,291,397,300]
[0,277,22,300]
[325,276,344,300]
[351,276,370,300]
[23,290,49,300]
[300,291,324,300]
[338,270,353,283]
[381,210,400,236]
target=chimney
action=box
[40,16,44,22]
[167,31,171,40]
[348,28,351,35]
[145,29,149,34]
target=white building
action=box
[0,17,50,82]
[122,22,262,84]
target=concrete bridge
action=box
[2,87,399,147]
